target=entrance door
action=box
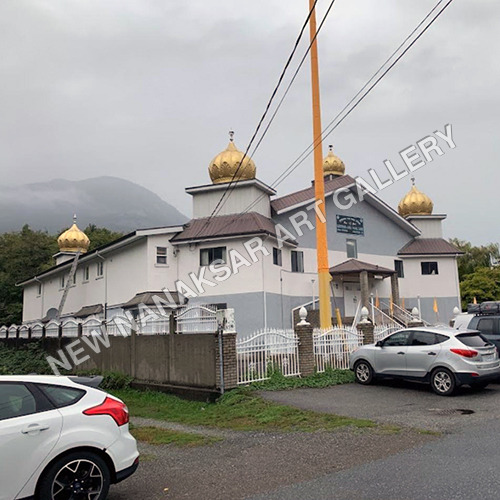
[343,282,360,317]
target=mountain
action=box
[0,177,188,234]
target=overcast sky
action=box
[0,0,498,244]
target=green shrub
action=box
[0,342,55,375]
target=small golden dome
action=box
[58,216,90,253]
[208,131,256,184]
[323,145,345,177]
[398,181,433,217]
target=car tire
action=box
[37,450,111,500]
[430,368,456,396]
[354,360,374,385]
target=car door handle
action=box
[21,424,50,434]
[397,352,405,355]
[427,352,437,356]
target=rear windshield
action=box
[456,333,491,348]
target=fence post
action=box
[407,307,425,327]
[130,326,137,379]
[295,307,315,377]
[358,306,375,345]
[216,332,237,391]
[169,312,176,334]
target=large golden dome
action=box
[208,132,256,184]
[58,217,90,253]
[323,145,345,177]
[398,181,433,217]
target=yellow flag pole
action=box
[308,0,332,330]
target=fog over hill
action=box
[0,177,188,234]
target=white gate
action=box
[175,304,217,334]
[374,325,402,342]
[236,329,300,385]
[314,326,364,372]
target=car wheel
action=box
[354,360,374,385]
[37,450,111,500]
[431,368,456,396]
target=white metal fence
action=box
[313,326,364,372]
[175,304,217,334]
[374,325,402,342]
[236,328,300,385]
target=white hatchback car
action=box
[0,375,139,500]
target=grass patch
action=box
[249,368,354,391]
[114,387,374,432]
[131,426,221,447]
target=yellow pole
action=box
[308,0,332,330]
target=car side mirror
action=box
[375,340,383,347]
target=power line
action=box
[212,0,338,219]
[196,0,321,234]
[238,0,453,217]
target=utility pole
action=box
[308,0,332,329]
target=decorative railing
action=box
[313,326,363,372]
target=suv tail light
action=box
[83,397,129,426]
[450,348,479,358]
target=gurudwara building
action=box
[19,137,462,334]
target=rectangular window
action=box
[72,273,76,285]
[37,283,42,296]
[346,239,358,259]
[97,261,104,277]
[156,246,168,265]
[60,275,65,289]
[291,250,304,273]
[200,247,227,266]
[421,261,438,275]
[394,259,404,278]
[273,247,282,266]
[83,266,89,282]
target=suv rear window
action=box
[38,384,85,408]
[456,333,491,348]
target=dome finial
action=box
[323,144,345,177]
[57,216,90,254]
[398,180,433,217]
[208,134,256,184]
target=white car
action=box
[0,375,139,500]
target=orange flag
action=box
[390,295,394,315]
[433,298,439,314]
[375,291,380,309]
[401,297,406,310]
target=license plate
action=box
[482,354,495,362]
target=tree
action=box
[450,238,500,280]
[83,224,123,251]
[460,267,500,310]
[0,226,58,325]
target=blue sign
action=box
[336,215,364,236]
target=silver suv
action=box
[350,327,500,396]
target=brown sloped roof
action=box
[122,291,184,309]
[398,238,463,256]
[329,258,396,277]
[171,212,289,243]
[271,175,355,213]
[74,304,104,318]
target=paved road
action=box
[248,418,500,500]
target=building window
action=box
[200,247,227,266]
[394,260,404,278]
[72,273,76,285]
[37,283,42,296]
[83,266,89,282]
[156,247,168,265]
[291,250,304,273]
[60,275,65,289]
[346,239,358,259]
[273,247,282,266]
[97,261,104,277]
[421,261,439,275]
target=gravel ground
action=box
[260,380,500,432]
[109,421,434,500]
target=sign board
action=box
[336,215,364,236]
